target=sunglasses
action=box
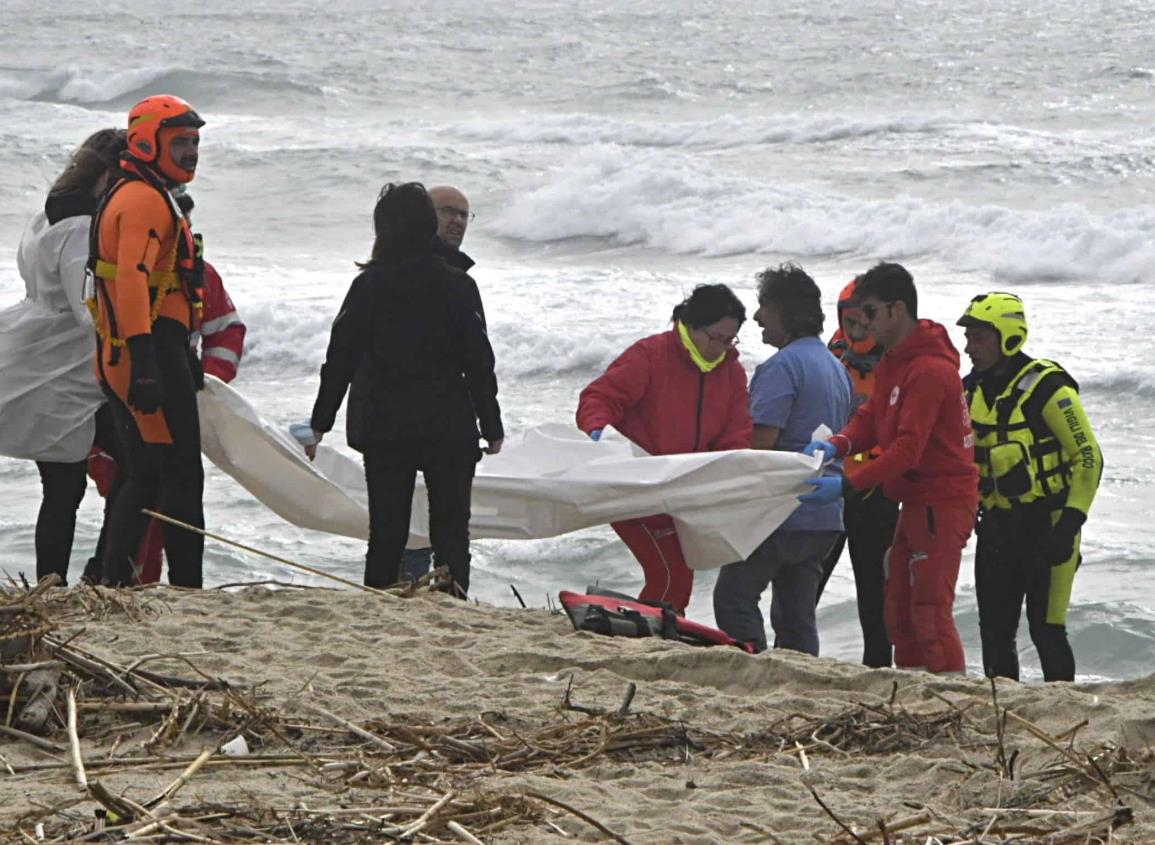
[860,302,894,320]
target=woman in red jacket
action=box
[577,284,753,612]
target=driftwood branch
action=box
[66,688,87,791]
[527,791,634,845]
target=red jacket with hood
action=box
[833,320,977,506]
[577,329,752,456]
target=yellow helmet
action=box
[956,292,1028,356]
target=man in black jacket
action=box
[429,185,475,272]
[308,183,503,596]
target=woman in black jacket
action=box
[307,182,504,596]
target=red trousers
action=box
[884,502,975,673]
[612,514,693,613]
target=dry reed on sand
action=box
[0,578,1151,844]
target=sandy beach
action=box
[2,582,1152,843]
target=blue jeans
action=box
[713,529,841,655]
[402,547,433,582]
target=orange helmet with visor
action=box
[126,95,204,184]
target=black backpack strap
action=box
[574,605,654,638]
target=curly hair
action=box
[755,262,824,339]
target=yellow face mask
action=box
[677,321,726,373]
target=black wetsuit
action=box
[101,316,205,587]
[816,486,900,668]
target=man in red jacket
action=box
[802,263,977,674]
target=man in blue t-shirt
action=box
[713,263,853,654]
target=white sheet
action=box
[197,378,819,569]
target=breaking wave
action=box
[494,146,1155,284]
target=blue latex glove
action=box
[803,440,838,463]
[799,475,844,504]
[589,429,603,442]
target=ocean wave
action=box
[1081,373,1155,400]
[490,323,625,378]
[1067,602,1155,680]
[226,294,335,374]
[0,66,325,110]
[452,111,961,149]
[493,146,1155,284]
[236,301,626,381]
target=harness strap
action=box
[85,160,200,354]
[93,259,181,291]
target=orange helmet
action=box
[837,278,860,312]
[126,95,204,183]
[836,277,877,355]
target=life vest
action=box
[559,589,755,653]
[966,358,1073,511]
[85,157,204,365]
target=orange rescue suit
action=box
[828,327,884,481]
[93,179,199,444]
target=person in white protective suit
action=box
[0,128,127,585]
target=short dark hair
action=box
[670,284,746,329]
[855,262,917,318]
[361,182,437,267]
[755,262,824,338]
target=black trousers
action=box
[363,438,479,596]
[817,487,900,668]
[34,403,120,586]
[101,320,204,588]
[976,504,1076,682]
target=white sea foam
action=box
[493,146,1155,283]
[235,297,626,383]
[452,112,963,149]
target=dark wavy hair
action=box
[359,181,438,268]
[755,262,824,339]
[48,128,125,198]
[854,262,918,318]
[670,284,746,328]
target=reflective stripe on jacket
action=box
[189,261,245,383]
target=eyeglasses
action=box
[436,205,475,222]
[860,302,894,321]
[703,330,740,347]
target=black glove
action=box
[125,334,163,414]
[188,347,205,391]
[1039,508,1086,567]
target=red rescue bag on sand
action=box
[559,589,755,653]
